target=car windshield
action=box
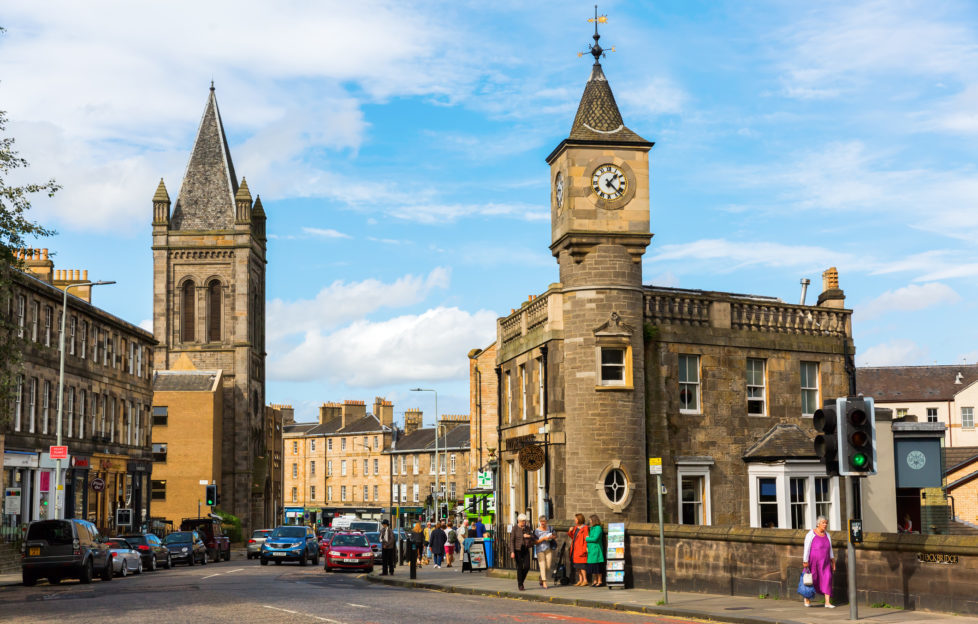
[163,532,192,544]
[332,534,368,547]
[365,532,380,542]
[106,540,131,549]
[252,530,271,539]
[350,522,376,532]
[122,535,147,545]
[271,527,307,539]
[27,521,74,545]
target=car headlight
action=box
[181,547,188,552]
[328,551,342,557]
[361,553,372,558]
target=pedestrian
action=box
[429,521,448,568]
[802,515,836,608]
[585,514,605,587]
[380,519,396,575]
[567,513,589,586]
[423,521,433,564]
[474,517,487,538]
[510,513,535,591]
[445,521,457,567]
[534,515,555,589]
[411,522,425,567]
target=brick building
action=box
[467,343,497,490]
[150,86,271,532]
[480,40,854,531]
[2,248,155,538]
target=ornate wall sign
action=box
[518,444,546,471]
[506,434,537,452]
[916,553,958,565]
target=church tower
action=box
[546,22,652,522]
[151,85,268,530]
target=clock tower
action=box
[546,22,653,522]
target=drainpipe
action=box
[541,345,551,519]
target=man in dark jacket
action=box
[429,522,448,568]
[510,513,535,591]
[380,519,396,575]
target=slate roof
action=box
[742,423,817,461]
[857,365,978,402]
[283,414,390,437]
[152,370,221,392]
[171,86,239,231]
[568,63,649,145]
[389,424,470,453]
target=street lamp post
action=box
[54,280,115,519]
[410,388,438,520]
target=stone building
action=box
[387,410,471,526]
[482,39,854,531]
[151,86,270,532]
[282,399,394,525]
[2,249,155,538]
[467,343,498,490]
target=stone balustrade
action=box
[498,287,563,347]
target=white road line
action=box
[201,573,222,580]
[226,568,244,573]
[346,603,368,608]
[262,605,349,624]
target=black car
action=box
[162,531,208,566]
[22,518,113,585]
[119,533,171,570]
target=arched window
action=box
[207,279,222,342]
[181,280,195,342]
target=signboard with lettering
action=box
[648,457,662,475]
[4,488,21,514]
[895,439,942,488]
[468,539,488,570]
[505,434,537,451]
[91,478,106,492]
[606,522,626,588]
[116,508,132,527]
[477,471,493,488]
[49,446,68,460]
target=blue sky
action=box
[3,1,978,423]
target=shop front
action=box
[3,450,38,541]
[127,460,152,531]
[87,453,131,534]
[66,455,91,523]
[285,507,304,525]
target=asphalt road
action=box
[0,557,722,624]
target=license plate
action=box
[273,552,287,557]
[344,558,358,563]
[29,547,40,556]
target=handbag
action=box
[803,571,813,586]
[797,571,816,599]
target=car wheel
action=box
[225,548,231,561]
[313,551,319,566]
[79,559,93,584]
[136,559,143,575]
[188,553,195,566]
[165,554,172,569]
[22,570,36,586]
[120,563,128,578]
[150,555,157,571]
[275,560,282,565]
[299,552,307,566]
[260,558,268,566]
[48,575,61,585]
[100,557,113,581]
[202,551,208,565]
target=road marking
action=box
[262,605,350,624]
[346,603,368,608]
[201,573,222,580]
[226,568,244,573]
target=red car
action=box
[323,532,373,572]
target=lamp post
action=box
[410,388,438,520]
[54,280,115,519]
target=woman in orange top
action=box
[567,513,589,586]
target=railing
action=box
[499,290,562,347]
[646,294,711,327]
[730,302,848,337]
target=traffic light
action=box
[467,497,477,514]
[205,484,217,506]
[813,398,841,477]
[839,397,877,476]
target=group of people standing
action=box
[410,517,487,569]
[509,513,606,591]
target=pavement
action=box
[366,563,978,624]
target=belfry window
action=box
[181,280,195,342]
[207,279,221,342]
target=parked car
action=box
[260,525,319,566]
[350,520,380,533]
[104,538,142,577]
[21,518,113,585]
[364,531,383,563]
[180,516,230,562]
[324,532,374,572]
[247,529,273,560]
[119,533,171,570]
[162,531,208,566]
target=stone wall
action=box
[553,522,978,615]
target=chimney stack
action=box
[341,399,366,429]
[373,397,394,428]
[404,409,423,436]
[319,402,342,426]
[817,267,846,309]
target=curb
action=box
[364,573,805,624]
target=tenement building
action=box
[480,36,854,531]
[282,399,394,525]
[150,86,271,532]
[387,411,471,526]
[3,249,155,538]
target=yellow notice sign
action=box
[649,457,662,475]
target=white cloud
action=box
[620,77,688,117]
[857,282,960,320]
[138,319,153,332]
[302,227,351,239]
[856,339,929,367]
[649,238,849,272]
[269,307,497,386]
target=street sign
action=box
[4,488,21,514]
[477,471,493,488]
[116,508,132,527]
[91,478,105,492]
[49,446,68,460]
[649,457,662,475]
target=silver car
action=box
[246,529,272,559]
[104,538,143,577]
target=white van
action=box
[331,515,357,530]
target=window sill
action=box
[679,410,702,416]
[595,384,634,392]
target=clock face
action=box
[554,172,564,210]
[591,164,627,200]
[907,450,926,470]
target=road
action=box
[0,557,722,624]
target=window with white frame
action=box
[429,455,435,475]
[599,347,626,386]
[411,456,417,475]
[327,460,332,476]
[81,321,88,359]
[800,361,819,416]
[66,388,75,438]
[311,439,316,452]
[292,441,298,454]
[927,408,938,423]
[292,463,297,478]
[363,459,368,475]
[896,408,908,418]
[291,487,297,502]
[13,375,22,432]
[363,485,368,501]
[79,390,86,438]
[363,436,368,449]
[16,296,25,338]
[310,461,316,477]
[327,438,332,451]
[341,460,347,476]
[413,484,419,502]
[341,486,347,501]
[505,372,512,422]
[678,354,700,413]
[373,485,378,501]
[963,407,975,430]
[374,436,379,450]
[677,461,712,525]
[508,461,516,522]
[814,477,831,520]
[327,486,332,501]
[519,363,527,420]
[373,458,378,475]
[310,485,316,500]
[29,377,37,433]
[401,483,408,503]
[748,464,839,530]
[538,357,545,417]
[42,380,50,434]
[449,482,456,499]
[45,305,54,345]
[450,454,456,474]
[69,316,77,355]
[440,453,446,474]
[757,477,778,527]
[341,438,346,451]
[789,477,808,529]
[746,358,766,415]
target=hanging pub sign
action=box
[518,444,545,471]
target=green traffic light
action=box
[852,453,868,468]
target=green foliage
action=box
[655,599,666,606]
[870,602,899,609]
[213,509,243,543]
[643,323,659,342]
[0,89,58,427]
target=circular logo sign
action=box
[906,450,926,470]
[518,444,545,472]
[90,478,106,492]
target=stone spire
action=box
[171,85,239,230]
[152,178,171,225]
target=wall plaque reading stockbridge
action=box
[916,553,958,565]
[518,444,545,471]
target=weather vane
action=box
[578,5,615,63]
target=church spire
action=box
[568,8,647,144]
[171,84,240,230]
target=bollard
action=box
[410,543,417,579]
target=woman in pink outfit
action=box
[802,516,835,608]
